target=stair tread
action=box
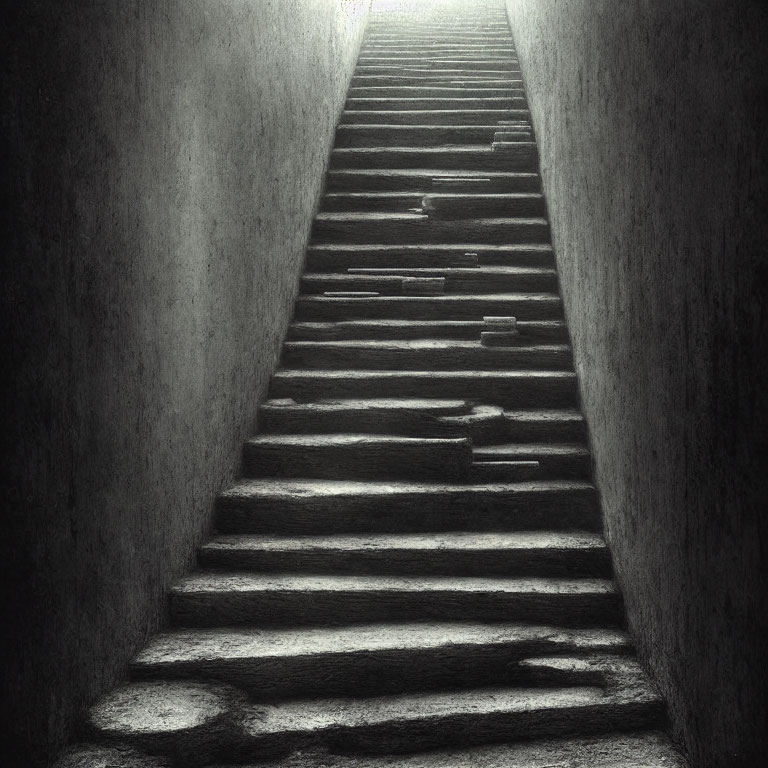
[475,443,591,458]
[221,477,595,502]
[174,572,618,594]
[221,733,685,767]
[247,434,471,446]
[133,623,628,666]
[203,530,607,552]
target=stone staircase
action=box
[57,1,686,766]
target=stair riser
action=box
[170,591,624,629]
[199,545,613,578]
[237,701,665,758]
[355,60,520,70]
[422,195,545,218]
[281,344,573,371]
[293,296,562,322]
[330,147,536,172]
[349,88,523,99]
[312,218,548,245]
[346,98,527,110]
[268,375,576,409]
[475,454,591,480]
[326,171,539,194]
[242,441,471,481]
[334,126,523,147]
[301,273,555,292]
[287,320,566,341]
[340,110,525,125]
[258,408,577,446]
[216,487,599,534]
[130,642,621,700]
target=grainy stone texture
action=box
[505,1,768,765]
[1,1,369,764]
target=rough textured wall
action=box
[1,1,369,764]
[505,1,768,766]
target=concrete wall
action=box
[1,1,369,763]
[505,1,768,765]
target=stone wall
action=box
[1,1,369,763]
[505,1,768,765]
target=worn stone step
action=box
[281,340,573,371]
[80,668,667,761]
[327,168,538,193]
[321,191,433,212]
[301,266,556,292]
[313,214,548,244]
[357,51,517,60]
[170,572,622,628]
[305,243,553,269]
[360,44,517,53]
[504,408,585,441]
[269,369,576,408]
[474,444,591,479]
[199,531,612,577]
[334,125,510,147]
[287,319,567,341]
[216,478,600,534]
[349,86,523,99]
[242,434,472,481]
[346,97,526,110]
[205,733,687,768]
[340,109,526,125]
[256,398,570,444]
[330,145,537,172]
[422,192,545,219]
[365,37,515,45]
[232,657,661,755]
[131,623,627,698]
[293,293,562,322]
[350,79,523,90]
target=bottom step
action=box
[54,731,686,768]
[81,656,665,761]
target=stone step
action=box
[365,36,515,44]
[349,86,523,98]
[350,78,523,89]
[198,531,612,577]
[242,434,472,481]
[281,340,573,371]
[346,96,527,110]
[257,399,580,444]
[268,369,577,408]
[334,125,521,147]
[85,660,663,758]
[215,478,600,534]
[312,214,548,244]
[327,168,539,193]
[286,319,567,341]
[354,69,522,81]
[422,192,545,219]
[293,293,562,322]
[131,623,627,698]
[229,657,661,755]
[301,265,556,292]
[330,145,537,171]
[474,443,592,479]
[357,53,517,62]
[340,109,526,125]
[305,243,553,269]
[360,44,517,53]
[169,572,623,627]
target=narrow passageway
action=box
[52,1,688,765]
